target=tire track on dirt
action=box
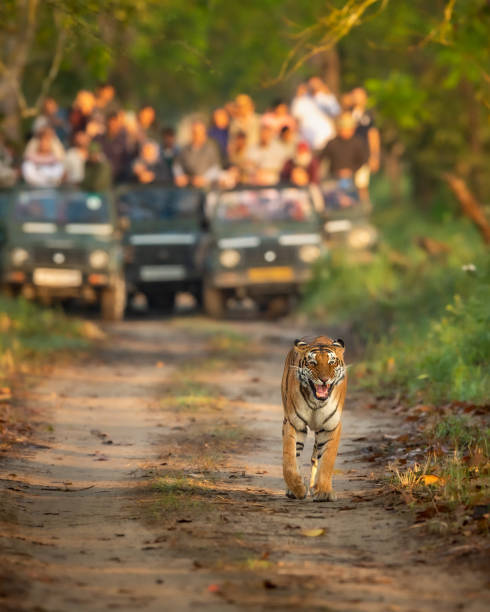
[0,317,488,612]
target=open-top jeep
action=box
[203,185,325,317]
[0,186,126,320]
[117,184,206,310]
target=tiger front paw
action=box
[312,489,337,502]
[285,484,307,500]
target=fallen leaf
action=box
[415,506,437,521]
[208,584,221,593]
[300,528,325,537]
[463,451,486,468]
[422,474,442,485]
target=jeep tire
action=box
[101,276,127,321]
[203,284,226,318]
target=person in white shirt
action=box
[246,123,287,185]
[22,127,65,187]
[291,83,336,152]
[308,77,341,118]
[64,131,90,185]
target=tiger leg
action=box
[312,423,342,502]
[309,444,318,491]
[282,420,307,499]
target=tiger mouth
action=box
[309,380,331,400]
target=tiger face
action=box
[294,337,346,402]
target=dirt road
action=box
[1,317,488,611]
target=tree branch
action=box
[30,20,68,117]
[443,172,490,245]
[271,0,385,83]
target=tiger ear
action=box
[333,338,345,348]
[294,339,308,350]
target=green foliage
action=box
[0,296,88,382]
[302,179,489,405]
[434,414,489,452]
[152,472,208,514]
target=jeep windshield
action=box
[214,188,315,224]
[14,190,111,225]
[118,187,202,225]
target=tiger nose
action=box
[320,378,328,385]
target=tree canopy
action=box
[1,0,489,200]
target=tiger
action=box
[281,336,347,501]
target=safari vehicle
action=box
[116,184,206,309]
[203,185,325,317]
[320,179,378,253]
[0,186,126,320]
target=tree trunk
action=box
[322,47,341,96]
[308,46,341,95]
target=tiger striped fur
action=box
[281,336,347,501]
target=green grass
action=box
[302,175,489,406]
[161,379,224,412]
[433,414,490,452]
[152,472,209,513]
[172,319,256,365]
[0,296,89,383]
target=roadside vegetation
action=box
[0,296,92,450]
[303,177,489,536]
[304,177,489,405]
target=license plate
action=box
[325,219,352,233]
[33,268,82,287]
[247,266,294,282]
[140,265,186,281]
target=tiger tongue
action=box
[314,384,329,399]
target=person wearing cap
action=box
[229,94,261,147]
[321,112,368,181]
[281,141,320,185]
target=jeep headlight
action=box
[89,249,109,269]
[219,249,240,268]
[11,248,29,266]
[299,245,321,263]
[347,227,377,250]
